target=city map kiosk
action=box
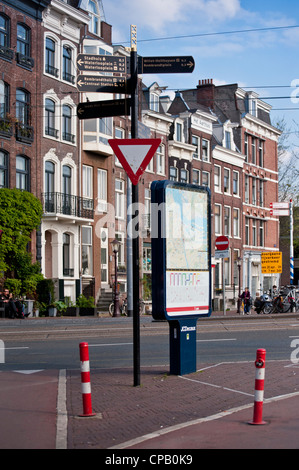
[151,181,211,375]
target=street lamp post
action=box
[111,239,121,317]
[237,257,242,314]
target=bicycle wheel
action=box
[263,303,272,314]
[108,302,114,316]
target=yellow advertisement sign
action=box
[261,252,282,274]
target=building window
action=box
[192,135,200,159]
[97,168,107,212]
[245,217,250,245]
[0,80,9,118]
[180,168,188,183]
[259,179,264,207]
[192,169,200,185]
[17,24,30,57]
[150,93,159,112]
[0,150,8,188]
[62,45,74,84]
[252,177,257,206]
[115,179,124,219]
[63,233,71,276]
[225,131,231,149]
[0,14,10,48]
[259,221,264,247]
[245,175,249,204]
[214,204,221,234]
[16,88,30,125]
[16,155,30,191]
[224,206,231,236]
[45,161,55,212]
[175,122,182,142]
[45,98,58,138]
[214,166,221,192]
[156,145,165,175]
[144,188,151,230]
[202,171,210,187]
[233,171,239,196]
[82,165,93,201]
[252,219,257,246]
[62,104,74,143]
[62,165,71,195]
[202,139,209,161]
[251,136,256,165]
[82,226,93,275]
[169,166,178,181]
[233,208,240,238]
[259,140,264,167]
[99,116,112,145]
[223,168,230,194]
[87,0,100,35]
[45,37,58,77]
[244,133,248,162]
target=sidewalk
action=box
[66,358,299,449]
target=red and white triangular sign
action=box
[109,139,161,185]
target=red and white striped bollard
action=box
[79,342,96,417]
[249,348,267,425]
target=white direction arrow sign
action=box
[109,139,161,185]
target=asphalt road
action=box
[0,315,298,371]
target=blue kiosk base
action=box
[169,317,198,376]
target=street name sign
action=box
[77,99,131,120]
[261,252,282,274]
[215,235,229,251]
[76,75,128,93]
[270,209,290,216]
[108,139,161,185]
[270,202,289,209]
[138,56,195,74]
[76,54,127,73]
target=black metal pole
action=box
[130,48,140,387]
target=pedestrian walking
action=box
[240,287,251,315]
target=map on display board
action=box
[151,181,211,320]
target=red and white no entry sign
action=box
[215,235,229,251]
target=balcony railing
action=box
[42,192,94,220]
[15,123,34,143]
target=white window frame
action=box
[192,168,200,185]
[224,206,231,237]
[233,208,240,238]
[223,168,230,194]
[214,165,221,192]
[97,168,107,212]
[202,138,210,162]
[82,225,93,276]
[214,204,221,235]
[192,135,200,159]
[115,178,125,219]
[233,171,239,196]
[156,145,165,175]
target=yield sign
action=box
[109,139,161,185]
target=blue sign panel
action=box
[151,181,211,321]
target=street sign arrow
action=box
[76,75,129,93]
[138,56,195,74]
[76,54,127,73]
[77,99,131,120]
[108,139,161,185]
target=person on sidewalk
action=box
[240,287,251,315]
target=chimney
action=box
[196,79,215,109]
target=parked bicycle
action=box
[109,297,145,316]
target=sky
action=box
[103,0,299,151]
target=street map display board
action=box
[151,181,211,320]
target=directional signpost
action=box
[77,99,131,120]
[76,53,127,73]
[76,75,128,93]
[138,56,195,74]
[76,26,195,385]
